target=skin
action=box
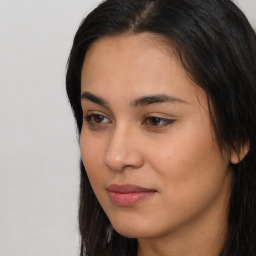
[80,34,236,256]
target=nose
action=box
[103,127,144,172]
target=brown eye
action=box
[83,114,110,126]
[93,115,105,123]
[143,116,175,128]
[148,117,162,126]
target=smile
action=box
[107,184,156,206]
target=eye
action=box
[83,113,111,126]
[143,116,175,127]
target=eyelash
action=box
[83,114,175,129]
[84,114,111,126]
[142,116,175,127]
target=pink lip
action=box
[107,184,156,206]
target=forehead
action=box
[81,33,206,108]
[82,33,179,78]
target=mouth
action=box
[107,184,156,207]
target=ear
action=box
[230,142,250,164]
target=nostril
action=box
[103,155,125,171]
[103,143,144,172]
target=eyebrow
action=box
[81,91,187,108]
[81,92,108,107]
[131,94,187,107]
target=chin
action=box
[110,217,157,239]
[113,225,147,239]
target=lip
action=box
[107,184,156,206]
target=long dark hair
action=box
[66,0,256,255]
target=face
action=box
[80,34,233,241]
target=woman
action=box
[66,0,256,255]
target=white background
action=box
[0,1,255,256]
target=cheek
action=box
[80,130,106,185]
[148,118,230,210]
